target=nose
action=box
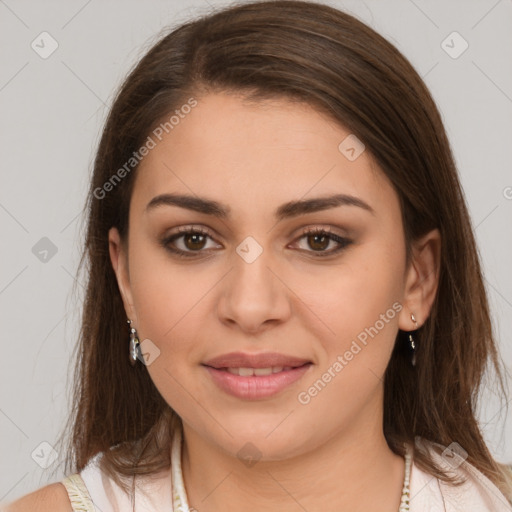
[216,239,291,335]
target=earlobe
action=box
[399,228,441,330]
[108,227,136,322]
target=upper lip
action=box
[202,352,312,369]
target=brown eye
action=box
[182,232,208,251]
[161,227,219,258]
[294,228,352,257]
[161,226,352,259]
[306,232,330,251]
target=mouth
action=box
[202,351,312,370]
[202,362,313,399]
[204,363,311,376]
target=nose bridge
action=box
[231,234,277,298]
[217,234,290,331]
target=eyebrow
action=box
[145,192,375,221]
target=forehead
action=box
[131,92,398,224]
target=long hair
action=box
[55,0,512,504]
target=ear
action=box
[109,227,137,324]
[398,228,441,330]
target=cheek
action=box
[126,245,209,414]
[128,235,202,337]
[126,239,219,389]
[293,257,403,432]
[302,237,404,373]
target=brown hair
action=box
[55,0,512,505]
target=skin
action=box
[109,92,441,512]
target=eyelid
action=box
[176,225,220,246]
[164,223,350,240]
[289,226,352,257]
[293,224,348,238]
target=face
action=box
[109,92,437,462]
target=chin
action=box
[207,421,313,463]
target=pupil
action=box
[309,234,328,251]
[186,233,205,250]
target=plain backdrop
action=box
[1,0,511,503]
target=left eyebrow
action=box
[145,192,376,220]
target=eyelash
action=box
[161,226,352,259]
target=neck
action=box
[180,395,406,512]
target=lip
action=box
[203,363,313,399]
[202,351,312,369]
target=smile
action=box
[203,363,313,399]
[221,366,294,376]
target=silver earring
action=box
[128,319,140,366]
[409,313,419,367]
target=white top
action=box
[61,428,512,512]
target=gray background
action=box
[1,0,511,504]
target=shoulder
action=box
[412,437,512,511]
[1,482,72,512]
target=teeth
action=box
[225,366,289,376]
[254,367,273,376]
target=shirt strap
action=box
[61,474,97,512]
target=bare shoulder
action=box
[2,482,72,512]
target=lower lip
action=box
[203,363,312,400]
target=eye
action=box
[292,227,352,257]
[161,225,352,258]
[161,226,220,258]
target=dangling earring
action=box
[128,319,140,366]
[408,313,419,367]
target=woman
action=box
[5,1,512,510]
